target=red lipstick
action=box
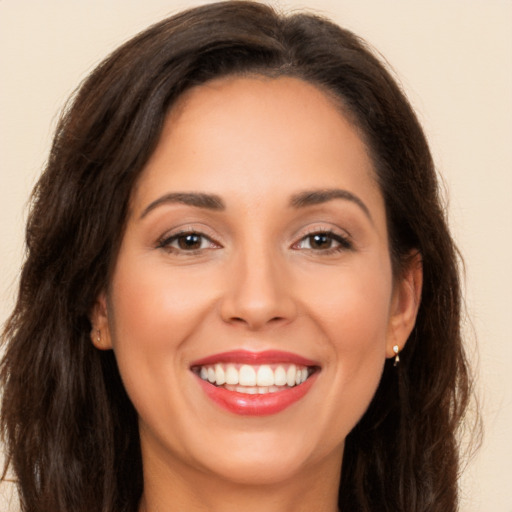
[195,373,317,415]
[190,349,318,367]
[190,350,320,416]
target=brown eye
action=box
[177,233,203,250]
[158,231,218,253]
[293,231,352,253]
[308,233,333,250]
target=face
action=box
[93,76,420,489]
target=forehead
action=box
[132,75,383,220]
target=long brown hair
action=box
[1,2,473,511]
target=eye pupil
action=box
[310,233,331,249]
[178,234,202,250]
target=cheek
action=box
[318,281,389,392]
[305,256,393,351]
[300,258,392,434]
[109,255,212,351]
[105,253,217,406]
[105,256,221,442]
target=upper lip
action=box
[190,349,320,368]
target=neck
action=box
[139,481,340,512]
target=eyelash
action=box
[156,229,353,255]
[156,230,220,254]
[291,229,353,254]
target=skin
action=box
[92,76,422,512]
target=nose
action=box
[219,246,298,331]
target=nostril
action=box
[219,271,298,329]
[224,314,289,330]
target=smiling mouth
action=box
[190,350,321,415]
[192,362,318,395]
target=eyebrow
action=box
[289,188,372,222]
[140,192,225,219]
[139,188,372,221]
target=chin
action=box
[199,449,313,486]
[186,427,339,487]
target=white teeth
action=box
[274,365,287,386]
[296,368,307,385]
[239,365,257,386]
[197,362,313,392]
[225,364,239,385]
[215,364,225,385]
[256,365,274,386]
[286,364,297,387]
[225,385,285,394]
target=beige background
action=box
[1,1,511,511]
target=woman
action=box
[0,1,472,511]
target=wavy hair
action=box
[1,2,473,511]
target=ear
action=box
[386,251,423,358]
[89,292,113,350]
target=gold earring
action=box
[393,345,400,366]
[96,329,101,344]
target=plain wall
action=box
[1,1,511,511]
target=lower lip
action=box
[195,373,318,416]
